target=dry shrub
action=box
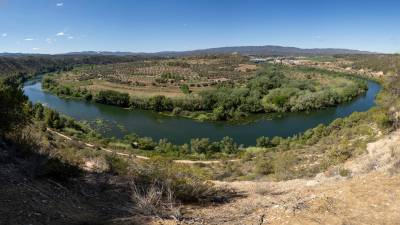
[7,126,42,157]
[388,145,400,174]
[273,152,298,180]
[130,181,181,219]
[135,158,236,204]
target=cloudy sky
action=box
[1,0,400,54]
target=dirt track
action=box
[47,128,237,165]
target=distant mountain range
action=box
[64,45,373,57]
[1,45,374,57]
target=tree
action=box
[138,137,157,150]
[180,84,191,94]
[256,136,272,148]
[190,138,210,154]
[220,136,238,154]
[261,88,298,112]
[44,108,61,128]
[94,90,130,107]
[0,78,31,136]
[148,95,171,112]
[33,103,45,120]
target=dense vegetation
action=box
[43,63,368,121]
[94,90,130,107]
[194,65,367,120]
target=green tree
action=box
[94,90,130,107]
[180,84,191,94]
[220,136,238,154]
[33,103,45,120]
[190,138,210,154]
[0,78,31,136]
[256,136,272,148]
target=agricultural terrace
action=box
[47,54,258,98]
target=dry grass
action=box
[235,64,258,72]
[87,80,186,98]
[130,182,182,219]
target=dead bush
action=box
[130,181,181,219]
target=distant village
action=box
[248,55,385,79]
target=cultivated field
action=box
[50,55,259,98]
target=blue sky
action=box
[1,0,400,54]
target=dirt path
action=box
[47,128,236,164]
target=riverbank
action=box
[41,64,369,122]
[23,78,381,145]
[46,128,239,165]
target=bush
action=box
[254,157,274,175]
[190,138,210,154]
[95,90,130,107]
[273,152,298,180]
[135,158,231,203]
[256,136,272,148]
[180,84,191,94]
[105,155,130,175]
[138,137,157,150]
[130,182,181,218]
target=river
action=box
[23,77,381,145]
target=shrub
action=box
[130,182,181,218]
[180,84,191,94]
[273,152,298,180]
[254,157,274,175]
[256,136,272,148]
[138,137,157,150]
[105,155,130,175]
[339,168,351,177]
[95,90,130,107]
[134,158,231,203]
[190,138,210,154]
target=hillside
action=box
[64,45,373,57]
[178,130,400,225]
[2,127,400,225]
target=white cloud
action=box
[67,36,74,39]
[56,32,65,36]
[24,38,34,41]
[46,38,54,44]
[2,33,7,37]
[32,47,40,50]
[56,2,63,7]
